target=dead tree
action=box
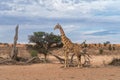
[43,43,65,63]
[49,51,65,64]
[10,25,19,60]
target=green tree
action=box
[104,41,110,46]
[28,32,62,48]
[28,31,62,61]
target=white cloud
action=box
[0,0,120,43]
[0,0,120,18]
[62,25,79,32]
[82,29,106,35]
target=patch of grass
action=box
[30,50,38,57]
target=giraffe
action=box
[54,23,83,68]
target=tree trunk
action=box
[10,25,19,60]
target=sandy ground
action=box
[0,64,119,80]
[0,55,120,80]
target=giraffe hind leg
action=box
[83,54,91,67]
[77,55,82,68]
[70,53,75,64]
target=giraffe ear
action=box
[57,23,61,27]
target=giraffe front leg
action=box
[64,54,67,68]
[64,52,69,68]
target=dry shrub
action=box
[109,58,120,66]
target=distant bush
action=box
[109,58,120,66]
[81,40,87,48]
[103,41,110,46]
[113,46,116,50]
[98,43,101,47]
[108,44,112,51]
[99,48,103,54]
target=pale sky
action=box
[0,0,120,44]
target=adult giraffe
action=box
[54,23,83,68]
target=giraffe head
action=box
[54,23,61,30]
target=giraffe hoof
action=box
[64,65,67,68]
[77,65,82,68]
[64,65,69,68]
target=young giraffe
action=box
[54,23,82,68]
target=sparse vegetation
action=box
[0,24,120,80]
[0,30,120,67]
[103,41,110,46]
[99,48,104,54]
[113,46,116,50]
[108,44,112,51]
[30,50,38,57]
[109,58,120,66]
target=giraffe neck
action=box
[58,27,72,46]
[59,27,65,36]
[59,27,67,42]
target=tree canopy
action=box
[28,31,62,48]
